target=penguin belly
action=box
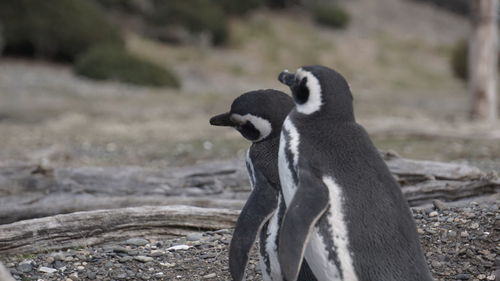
[259,196,284,281]
[278,126,354,281]
[278,164,343,281]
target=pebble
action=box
[134,256,154,263]
[186,233,204,241]
[38,266,57,273]
[160,262,176,267]
[470,222,479,229]
[16,262,33,273]
[1,204,495,281]
[167,245,191,251]
[429,211,438,217]
[125,238,149,246]
[456,273,471,280]
[202,273,217,279]
[86,272,97,279]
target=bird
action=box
[276,65,434,281]
[209,89,318,281]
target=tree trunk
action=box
[468,0,498,121]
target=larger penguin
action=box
[276,66,434,281]
[209,90,317,281]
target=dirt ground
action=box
[0,0,499,170]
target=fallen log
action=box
[0,205,239,255]
[0,153,498,224]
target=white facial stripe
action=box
[322,176,359,281]
[296,68,323,114]
[231,113,272,142]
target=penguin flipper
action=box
[229,170,279,281]
[279,169,330,281]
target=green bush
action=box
[215,0,266,15]
[0,0,124,62]
[74,45,180,88]
[311,3,350,29]
[451,40,500,81]
[149,0,229,45]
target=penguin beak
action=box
[209,112,235,127]
[278,70,295,87]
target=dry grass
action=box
[0,0,498,170]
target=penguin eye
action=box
[293,77,309,104]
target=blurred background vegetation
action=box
[0,0,498,171]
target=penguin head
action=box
[278,65,354,121]
[210,89,294,142]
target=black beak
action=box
[278,70,295,87]
[209,112,234,126]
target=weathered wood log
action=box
[0,153,498,224]
[0,205,239,255]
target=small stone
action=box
[69,272,79,281]
[487,275,495,280]
[125,238,149,246]
[76,266,85,271]
[431,260,442,268]
[202,273,217,279]
[447,230,457,237]
[460,231,469,237]
[429,211,438,217]
[17,263,33,273]
[119,256,133,263]
[134,256,154,263]
[155,272,164,277]
[477,274,486,280]
[456,273,471,280]
[53,261,66,269]
[166,245,191,251]
[160,262,176,268]
[127,250,139,256]
[87,272,97,279]
[432,199,448,210]
[200,254,216,259]
[52,253,65,261]
[38,267,57,274]
[150,250,164,257]
[44,257,55,265]
[186,233,203,241]
[111,246,129,254]
[470,223,479,229]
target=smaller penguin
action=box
[209,89,317,281]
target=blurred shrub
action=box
[216,0,266,15]
[0,0,124,62]
[451,40,500,81]
[412,0,469,16]
[94,0,153,16]
[149,0,229,46]
[74,45,180,88]
[311,3,350,29]
[451,40,468,80]
[266,0,294,9]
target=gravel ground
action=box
[1,203,498,281]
